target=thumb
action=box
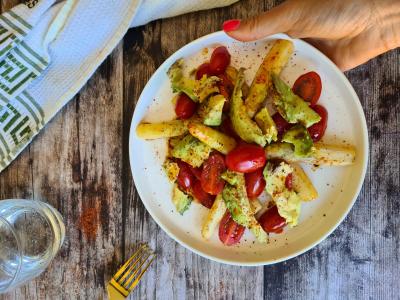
[223,2,298,41]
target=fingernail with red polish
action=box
[222,19,241,32]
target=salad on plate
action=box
[136,39,356,246]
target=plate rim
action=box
[128,31,369,266]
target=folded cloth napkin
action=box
[0,0,237,172]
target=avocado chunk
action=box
[163,158,180,182]
[167,59,219,102]
[221,170,241,186]
[222,173,252,226]
[254,107,278,144]
[167,60,196,100]
[272,74,321,127]
[172,184,192,215]
[196,75,221,103]
[199,94,225,126]
[282,124,313,157]
[222,171,268,243]
[263,162,301,227]
[171,134,211,167]
[230,68,266,146]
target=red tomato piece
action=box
[245,169,266,198]
[258,206,286,234]
[196,62,213,80]
[210,46,231,75]
[226,144,266,173]
[292,71,322,106]
[307,105,328,142]
[188,165,202,180]
[219,83,230,100]
[218,74,233,111]
[176,161,195,192]
[175,94,197,119]
[220,118,240,140]
[218,211,245,246]
[272,112,292,137]
[192,180,216,209]
[285,173,293,190]
[201,152,226,195]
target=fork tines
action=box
[112,243,156,293]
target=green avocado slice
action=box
[167,59,219,102]
[272,74,321,128]
[263,162,301,227]
[199,94,225,126]
[282,124,314,157]
[230,68,266,146]
[171,134,211,167]
[172,184,192,215]
[254,107,278,144]
[221,171,268,243]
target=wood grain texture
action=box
[0,0,399,299]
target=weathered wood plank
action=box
[0,0,19,11]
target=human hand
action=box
[223,0,400,71]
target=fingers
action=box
[306,28,389,71]
[223,2,299,41]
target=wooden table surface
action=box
[0,0,399,299]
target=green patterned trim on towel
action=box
[0,10,34,63]
[8,11,33,31]
[20,41,48,66]
[0,14,26,36]
[0,6,49,171]
[0,91,42,167]
[0,44,48,105]
[22,90,44,121]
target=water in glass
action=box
[0,199,65,293]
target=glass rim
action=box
[0,216,22,293]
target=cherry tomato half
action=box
[201,152,226,195]
[226,144,266,173]
[258,205,286,234]
[175,94,197,119]
[210,46,231,75]
[196,62,213,80]
[176,161,195,192]
[245,169,266,198]
[307,105,328,142]
[285,173,293,190]
[192,180,215,209]
[292,71,322,106]
[218,211,245,246]
[272,112,292,137]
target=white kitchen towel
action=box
[0,0,237,172]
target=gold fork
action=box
[107,244,156,299]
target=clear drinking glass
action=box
[0,199,65,293]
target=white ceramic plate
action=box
[129,32,368,266]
